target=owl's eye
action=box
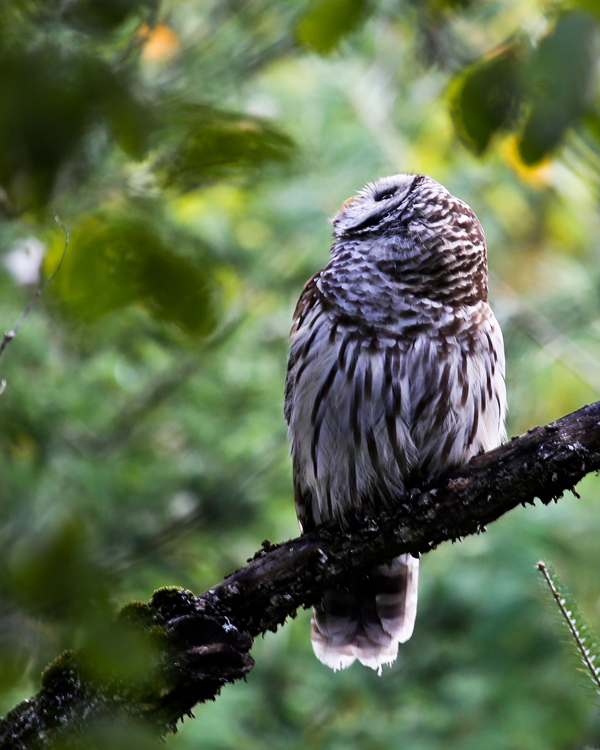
[374,189,396,202]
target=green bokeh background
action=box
[1,0,600,747]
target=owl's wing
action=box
[290,270,323,335]
[285,271,323,532]
[284,270,323,424]
[292,459,317,532]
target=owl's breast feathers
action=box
[285,255,506,531]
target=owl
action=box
[284,173,507,672]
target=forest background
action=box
[1,0,600,748]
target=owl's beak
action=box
[341,196,358,211]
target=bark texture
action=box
[1,400,600,748]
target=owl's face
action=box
[331,173,441,239]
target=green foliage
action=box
[296,0,371,54]
[0,2,294,214]
[81,617,161,688]
[538,561,600,696]
[2,0,600,748]
[0,32,152,211]
[48,720,164,750]
[450,9,600,164]
[63,0,158,34]
[7,514,113,621]
[449,41,525,155]
[45,205,220,336]
[519,11,599,165]
[158,106,295,190]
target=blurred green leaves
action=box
[0,35,152,211]
[7,515,112,621]
[519,11,599,165]
[296,0,371,54]
[158,106,294,191]
[450,10,600,164]
[63,0,157,35]
[0,1,293,337]
[46,205,220,337]
[49,721,164,750]
[0,4,294,214]
[449,41,525,156]
[81,613,161,689]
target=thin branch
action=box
[537,561,600,694]
[0,216,69,363]
[2,399,600,748]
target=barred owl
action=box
[284,174,507,672]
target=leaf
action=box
[582,110,600,155]
[46,205,220,337]
[0,37,153,208]
[296,0,371,54]
[537,561,600,696]
[519,10,600,165]
[63,0,157,34]
[157,106,294,191]
[432,0,475,8]
[8,515,113,620]
[572,0,600,22]
[449,40,526,155]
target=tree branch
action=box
[2,400,600,748]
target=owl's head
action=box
[331,173,454,239]
[329,173,488,305]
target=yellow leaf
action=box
[502,135,552,186]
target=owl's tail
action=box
[310,553,419,672]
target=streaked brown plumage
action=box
[285,174,506,671]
